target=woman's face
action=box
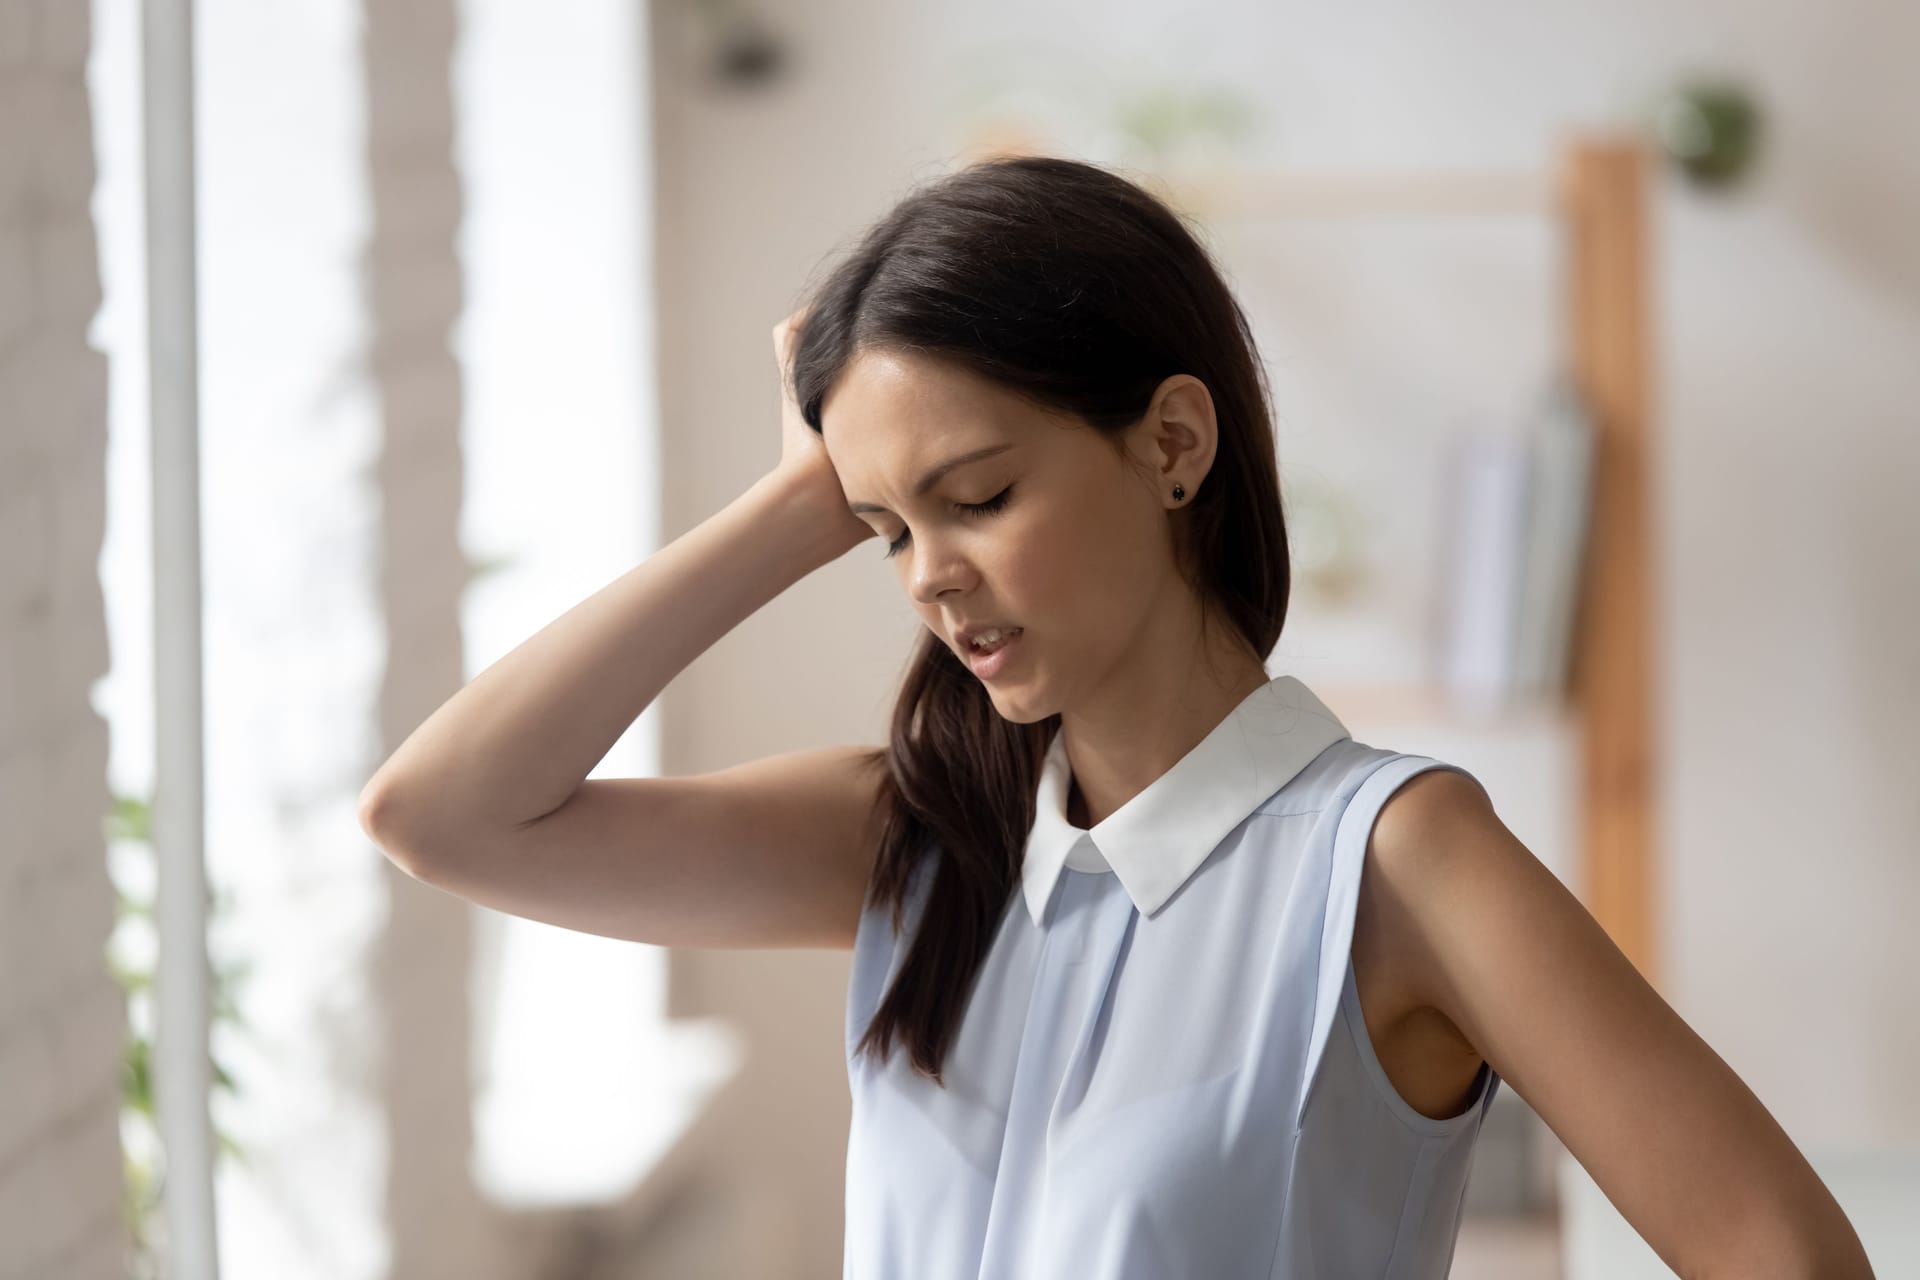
[821,348,1214,725]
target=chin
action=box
[983,688,1053,726]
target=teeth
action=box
[969,627,1019,650]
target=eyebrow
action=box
[847,443,1016,515]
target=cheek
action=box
[1011,503,1146,634]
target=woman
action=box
[361,155,1872,1278]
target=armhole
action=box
[1292,755,1502,1133]
[1337,952,1500,1136]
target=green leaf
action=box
[106,792,153,843]
[122,1035,153,1117]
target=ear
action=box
[1133,374,1219,500]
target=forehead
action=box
[821,349,1031,460]
[823,350,1098,514]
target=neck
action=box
[1056,599,1271,831]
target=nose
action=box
[907,534,974,607]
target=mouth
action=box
[961,626,1024,678]
[958,624,1022,651]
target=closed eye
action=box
[883,485,1015,560]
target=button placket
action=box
[978,870,1088,1272]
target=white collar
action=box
[1020,674,1350,927]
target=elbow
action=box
[359,778,433,877]
[357,776,401,843]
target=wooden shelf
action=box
[1213,140,1660,984]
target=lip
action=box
[962,627,1024,679]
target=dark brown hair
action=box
[789,154,1292,1085]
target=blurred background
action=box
[4,0,1917,1276]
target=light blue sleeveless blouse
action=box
[842,675,1501,1278]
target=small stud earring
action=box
[1171,484,1185,502]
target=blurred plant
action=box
[464,549,519,585]
[1112,84,1259,171]
[948,42,1261,173]
[106,790,254,1280]
[1286,475,1371,605]
[1646,76,1762,191]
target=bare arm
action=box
[360,310,875,861]
[1369,770,1874,1280]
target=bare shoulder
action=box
[1356,765,1504,1026]
[1373,766,1497,853]
[1350,768,1493,1108]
